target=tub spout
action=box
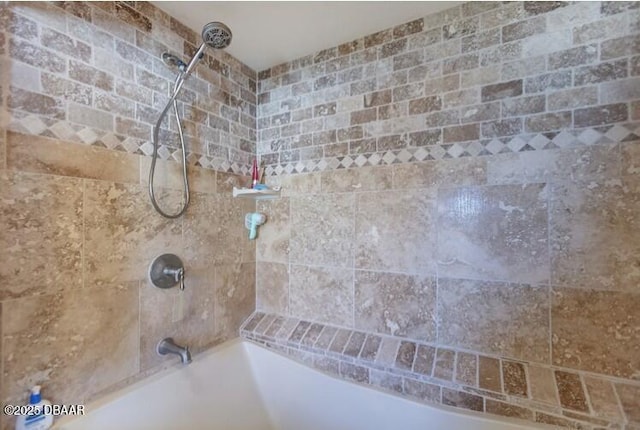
[157,337,192,364]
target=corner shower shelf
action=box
[232,187,281,200]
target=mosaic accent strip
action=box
[262,122,640,176]
[241,312,638,429]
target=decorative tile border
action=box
[5,113,253,175]
[241,312,638,429]
[262,122,640,176]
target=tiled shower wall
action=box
[252,1,640,428]
[0,2,256,428]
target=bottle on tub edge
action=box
[15,386,53,430]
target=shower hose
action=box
[148,73,190,219]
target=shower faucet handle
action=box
[149,254,186,290]
[163,266,185,291]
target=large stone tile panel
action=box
[290,265,353,327]
[438,278,550,362]
[355,270,436,341]
[437,184,550,284]
[0,171,82,300]
[356,189,437,274]
[552,288,640,378]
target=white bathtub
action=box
[56,340,549,430]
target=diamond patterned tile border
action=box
[5,114,253,176]
[264,122,640,176]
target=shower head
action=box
[201,22,232,49]
[178,21,232,79]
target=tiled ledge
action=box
[241,312,638,430]
[262,122,640,176]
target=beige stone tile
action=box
[584,377,623,421]
[183,192,255,267]
[0,171,82,300]
[6,132,140,182]
[552,288,640,378]
[215,171,251,194]
[140,156,217,194]
[290,193,354,268]
[478,355,502,393]
[321,166,392,193]
[139,265,217,370]
[502,360,528,397]
[392,157,487,189]
[486,400,533,420]
[528,365,559,405]
[215,262,256,342]
[265,172,321,196]
[615,383,640,424]
[355,189,437,274]
[289,265,353,327]
[256,261,288,314]
[488,144,621,185]
[84,180,182,285]
[2,283,139,406]
[437,278,550,362]
[555,371,588,412]
[550,179,640,292]
[622,142,640,176]
[354,270,436,341]
[256,197,289,263]
[455,352,478,387]
[437,184,550,284]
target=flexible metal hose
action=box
[149,73,190,219]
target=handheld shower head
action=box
[181,21,233,78]
[202,22,232,49]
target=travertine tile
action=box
[290,193,354,268]
[0,171,82,300]
[140,157,217,194]
[478,356,502,393]
[256,197,290,263]
[550,179,640,292]
[256,262,288,314]
[485,400,533,420]
[413,344,436,376]
[376,337,400,366]
[437,278,550,362]
[442,389,483,412]
[289,265,353,326]
[215,263,255,342]
[355,189,437,274]
[265,172,321,196]
[183,192,255,267]
[395,341,417,370]
[84,180,182,285]
[615,383,640,424]
[392,157,487,189]
[321,166,392,193]
[555,371,588,413]
[584,377,623,421]
[437,184,549,284]
[528,365,559,405]
[7,132,139,183]
[502,360,528,397]
[456,352,478,387]
[2,283,139,405]
[370,370,402,393]
[434,348,455,381]
[487,144,621,185]
[552,288,640,378]
[354,270,436,341]
[404,378,441,402]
